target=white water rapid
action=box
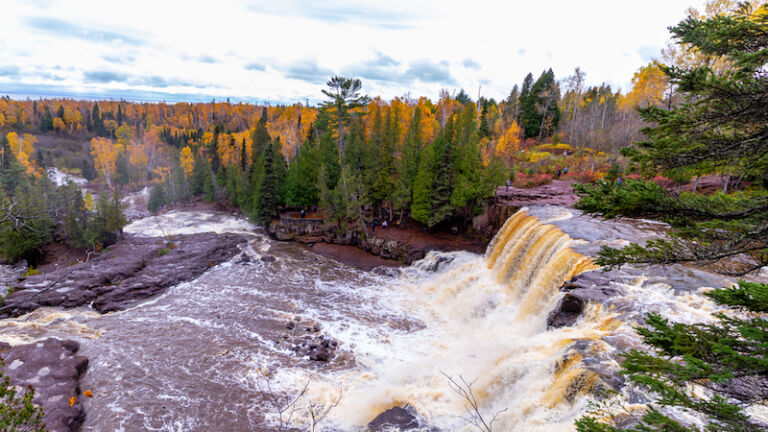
[0,206,750,431]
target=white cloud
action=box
[0,0,707,103]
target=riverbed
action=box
[0,204,761,431]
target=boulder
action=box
[547,270,625,329]
[367,405,423,431]
[1,338,89,432]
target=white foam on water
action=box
[123,210,260,237]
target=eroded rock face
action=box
[547,270,625,329]
[0,233,245,317]
[0,338,88,432]
[495,180,579,208]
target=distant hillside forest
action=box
[0,56,678,230]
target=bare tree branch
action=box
[441,371,507,432]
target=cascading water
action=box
[0,208,733,431]
[296,210,606,431]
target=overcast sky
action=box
[0,0,706,104]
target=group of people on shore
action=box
[370,218,388,231]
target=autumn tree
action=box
[90,137,120,186]
[179,146,194,177]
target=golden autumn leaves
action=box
[5,132,39,176]
[68,389,94,407]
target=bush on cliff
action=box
[0,361,45,432]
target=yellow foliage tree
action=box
[625,62,669,109]
[90,137,120,186]
[53,117,66,132]
[495,121,523,163]
[7,132,38,175]
[179,146,194,177]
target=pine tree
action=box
[371,108,397,215]
[520,69,561,139]
[575,3,768,275]
[394,108,423,217]
[60,182,88,248]
[428,133,455,228]
[147,183,166,214]
[321,76,370,158]
[115,152,130,187]
[253,141,279,224]
[576,5,768,431]
[285,129,320,207]
[318,130,340,190]
[251,108,271,165]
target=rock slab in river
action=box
[0,338,88,432]
[1,232,246,317]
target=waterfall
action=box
[313,210,606,431]
[486,210,597,318]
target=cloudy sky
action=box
[0,0,705,104]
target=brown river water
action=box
[1,203,766,431]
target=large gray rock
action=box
[1,338,88,432]
[547,270,626,328]
[367,405,425,431]
[1,233,245,317]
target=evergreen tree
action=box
[370,108,397,215]
[0,137,25,195]
[455,89,472,105]
[60,182,88,248]
[576,281,768,432]
[92,103,103,135]
[80,157,97,181]
[504,84,521,124]
[84,190,126,249]
[0,179,54,262]
[428,132,455,228]
[521,69,561,139]
[394,108,423,217]
[0,360,46,432]
[285,129,320,207]
[576,5,768,431]
[575,3,768,275]
[240,138,247,172]
[115,152,130,187]
[451,104,503,221]
[253,141,280,224]
[321,76,370,158]
[191,152,209,196]
[147,183,166,214]
[252,107,271,160]
[318,130,340,190]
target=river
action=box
[0,204,761,431]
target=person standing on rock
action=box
[506,178,511,190]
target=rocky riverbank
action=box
[0,338,89,432]
[269,221,487,265]
[1,232,245,318]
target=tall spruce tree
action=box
[576,4,768,431]
[575,2,768,275]
[321,76,370,158]
[285,128,320,207]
